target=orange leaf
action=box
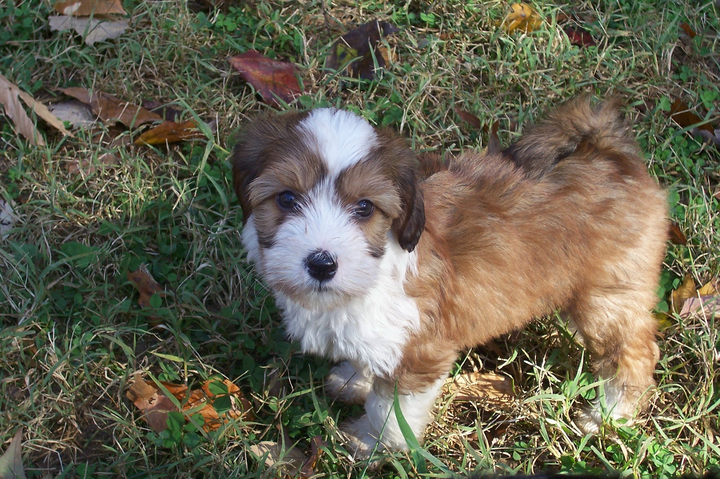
[53,0,127,16]
[61,87,162,128]
[126,374,179,432]
[503,3,542,33]
[228,51,302,106]
[134,120,204,146]
[679,22,697,39]
[127,265,164,308]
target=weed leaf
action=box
[228,50,301,106]
[326,20,399,80]
[0,429,26,479]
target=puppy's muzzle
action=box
[305,250,338,282]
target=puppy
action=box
[231,98,667,456]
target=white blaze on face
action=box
[298,108,379,178]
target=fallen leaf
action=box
[127,265,164,308]
[326,20,399,80]
[142,100,183,122]
[679,22,697,39]
[66,152,120,175]
[679,295,720,319]
[0,429,27,479]
[503,3,542,34]
[126,374,179,432]
[127,375,253,433]
[53,0,127,16]
[563,26,596,47]
[60,87,161,127]
[185,378,253,431]
[671,275,697,315]
[49,15,129,45]
[249,441,307,476]
[0,74,46,146]
[455,107,481,129]
[668,221,687,245]
[446,371,514,405]
[698,279,719,296]
[49,100,95,128]
[668,99,714,133]
[228,50,301,106]
[0,199,16,240]
[134,120,205,145]
[300,436,327,478]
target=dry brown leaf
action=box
[134,120,205,146]
[127,265,164,308]
[698,278,719,296]
[300,436,327,478]
[186,379,254,431]
[0,429,26,479]
[49,100,95,128]
[60,87,161,127]
[49,15,129,45]
[668,221,687,245]
[671,275,697,315]
[127,375,253,433]
[0,74,46,146]
[679,296,720,319]
[53,0,127,16]
[455,107,481,129]
[228,50,302,106]
[126,374,179,432]
[249,442,307,476]
[447,371,514,405]
[668,99,714,134]
[503,3,542,33]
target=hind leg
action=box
[568,291,659,432]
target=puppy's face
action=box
[232,109,424,310]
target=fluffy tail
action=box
[503,96,640,176]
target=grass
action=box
[1,0,719,477]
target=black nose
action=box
[304,250,338,282]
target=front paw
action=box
[341,415,383,459]
[326,361,373,404]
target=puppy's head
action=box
[232,108,424,309]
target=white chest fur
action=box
[277,243,420,379]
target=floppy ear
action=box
[393,173,425,252]
[389,148,425,252]
[231,112,305,224]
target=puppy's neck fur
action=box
[276,237,420,379]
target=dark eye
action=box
[277,191,299,211]
[353,199,375,218]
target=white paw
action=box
[342,415,384,459]
[326,362,373,404]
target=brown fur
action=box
[390,98,667,421]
